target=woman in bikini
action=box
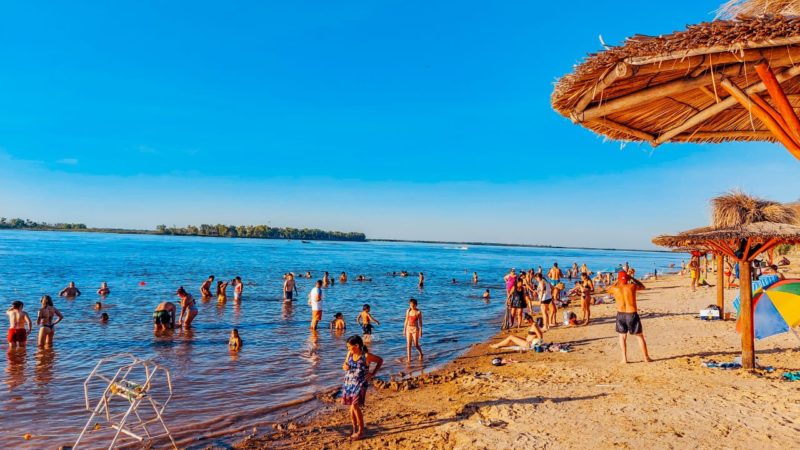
[403,298,424,362]
[216,280,229,303]
[341,335,383,441]
[37,295,63,348]
[176,286,198,328]
[490,322,543,350]
[233,276,243,302]
[579,272,594,326]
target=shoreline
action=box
[227,267,800,450]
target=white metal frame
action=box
[73,353,177,449]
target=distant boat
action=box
[459,246,469,250]
[301,240,311,244]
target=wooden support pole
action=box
[720,78,800,159]
[673,131,774,141]
[749,93,794,141]
[656,64,800,145]
[754,62,800,143]
[739,261,756,370]
[716,254,725,318]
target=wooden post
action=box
[739,261,755,370]
[716,254,725,318]
[754,62,800,143]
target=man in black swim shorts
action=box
[606,271,651,364]
[153,301,176,331]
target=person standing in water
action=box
[176,287,198,328]
[58,281,81,299]
[418,272,424,289]
[548,262,563,284]
[339,272,347,283]
[356,304,380,341]
[97,282,110,298]
[504,268,517,294]
[216,280,229,303]
[283,273,298,302]
[607,271,651,364]
[403,298,424,362]
[200,275,215,298]
[233,276,243,302]
[7,301,32,347]
[37,295,63,348]
[340,335,383,441]
[308,280,323,330]
[323,272,331,287]
[473,272,479,284]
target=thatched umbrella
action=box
[653,192,800,369]
[551,1,800,160]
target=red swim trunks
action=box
[7,328,27,343]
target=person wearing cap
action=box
[606,271,651,364]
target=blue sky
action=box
[1,0,799,249]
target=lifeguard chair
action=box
[73,353,177,449]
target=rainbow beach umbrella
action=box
[736,279,800,340]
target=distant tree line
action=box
[0,217,87,230]
[156,224,366,241]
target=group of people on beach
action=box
[494,261,651,364]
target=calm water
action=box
[0,231,682,448]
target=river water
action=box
[0,230,682,448]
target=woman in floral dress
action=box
[341,335,383,440]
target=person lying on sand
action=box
[490,322,543,350]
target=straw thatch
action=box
[711,190,797,227]
[653,192,800,249]
[653,222,800,247]
[718,0,800,19]
[551,15,800,145]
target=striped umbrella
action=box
[736,279,800,340]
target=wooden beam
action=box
[719,78,800,158]
[656,64,800,144]
[739,261,756,370]
[672,130,774,141]
[716,254,725,318]
[755,62,800,143]
[571,63,632,117]
[750,238,780,260]
[748,93,796,144]
[574,73,723,122]
[699,85,719,102]
[590,118,655,143]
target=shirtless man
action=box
[58,281,81,299]
[37,295,63,347]
[418,272,424,289]
[547,263,563,284]
[339,272,347,283]
[7,301,32,347]
[283,273,298,302]
[607,271,651,363]
[153,301,177,331]
[200,275,215,297]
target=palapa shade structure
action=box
[653,192,800,369]
[550,2,800,160]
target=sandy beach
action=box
[231,262,800,450]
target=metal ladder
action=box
[73,353,177,449]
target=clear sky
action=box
[1,0,799,249]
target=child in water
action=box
[356,304,380,341]
[330,312,347,330]
[229,329,243,351]
[100,312,109,323]
[341,335,383,441]
[94,302,102,310]
[403,298,424,362]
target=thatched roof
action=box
[551,15,800,146]
[718,0,800,19]
[711,191,796,227]
[653,222,800,247]
[652,192,800,253]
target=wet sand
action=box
[229,262,800,450]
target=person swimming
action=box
[97,282,110,297]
